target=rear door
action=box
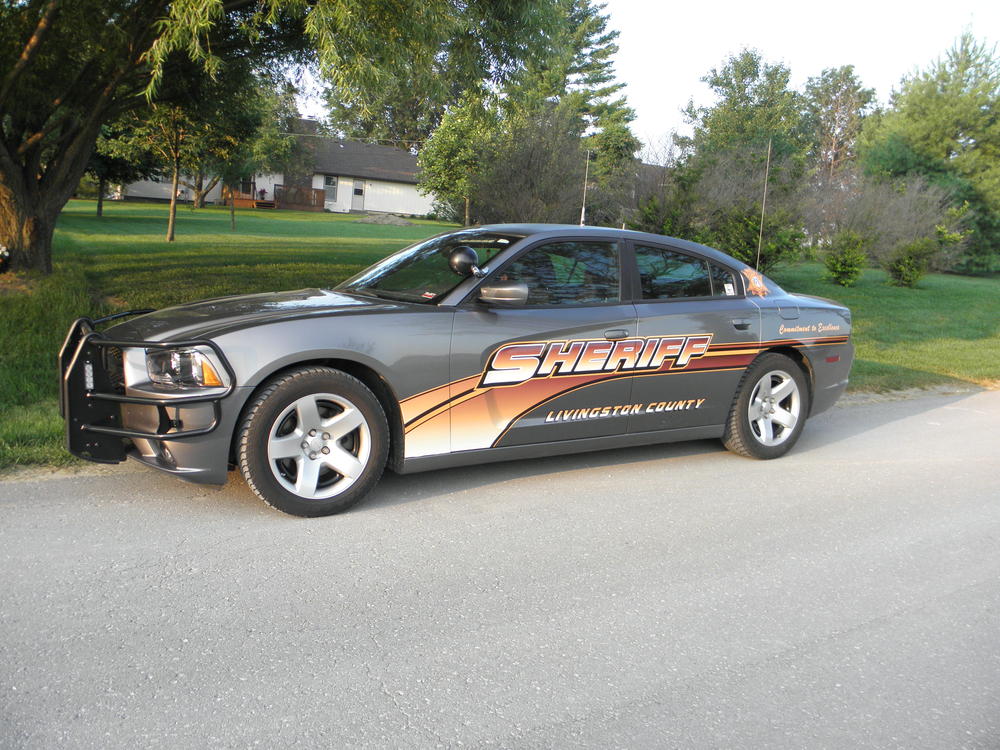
[626,241,760,433]
[447,238,638,452]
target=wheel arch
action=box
[228,357,405,473]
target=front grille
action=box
[102,346,125,392]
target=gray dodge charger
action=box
[60,225,853,516]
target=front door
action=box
[627,242,761,433]
[351,179,365,211]
[449,239,637,452]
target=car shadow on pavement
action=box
[363,438,727,512]
[358,388,986,514]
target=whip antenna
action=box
[756,137,772,270]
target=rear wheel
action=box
[238,367,388,516]
[723,353,810,459]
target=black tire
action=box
[237,367,388,517]
[722,353,810,460]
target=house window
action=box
[239,177,254,195]
[323,175,337,202]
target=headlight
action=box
[146,348,225,388]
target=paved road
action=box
[2,391,999,749]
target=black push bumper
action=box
[59,311,236,464]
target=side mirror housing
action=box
[448,246,483,277]
[479,280,529,306]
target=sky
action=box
[601,0,1000,153]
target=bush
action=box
[824,231,868,286]
[886,237,937,287]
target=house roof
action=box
[304,136,420,185]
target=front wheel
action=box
[237,367,389,516]
[723,353,810,460]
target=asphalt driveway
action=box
[2,390,999,748]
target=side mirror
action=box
[448,246,484,277]
[479,280,529,306]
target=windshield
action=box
[337,229,523,303]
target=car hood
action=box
[107,288,406,342]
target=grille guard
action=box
[59,311,237,463]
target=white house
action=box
[304,138,433,215]
[122,135,434,216]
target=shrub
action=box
[824,231,868,286]
[886,237,937,287]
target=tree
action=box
[86,126,158,217]
[100,60,267,241]
[324,1,558,150]
[471,99,587,224]
[803,65,876,179]
[176,75,278,210]
[218,85,303,231]
[508,0,633,130]
[414,0,639,228]
[126,105,197,242]
[867,34,999,198]
[673,51,810,270]
[0,0,552,272]
[683,49,809,162]
[585,119,640,226]
[417,96,497,225]
[859,34,1000,271]
[327,72,450,151]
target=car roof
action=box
[474,223,750,271]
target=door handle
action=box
[731,318,752,331]
[604,329,629,340]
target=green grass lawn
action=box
[1,199,998,470]
[769,263,1000,393]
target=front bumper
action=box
[59,312,240,483]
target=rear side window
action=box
[710,263,738,296]
[636,245,740,299]
[635,245,711,299]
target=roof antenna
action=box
[579,149,590,226]
[755,137,772,271]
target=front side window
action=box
[497,241,620,306]
[337,230,521,303]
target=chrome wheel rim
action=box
[747,369,801,447]
[266,393,371,499]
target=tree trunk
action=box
[167,157,180,242]
[0,99,106,273]
[97,176,106,217]
[229,185,236,231]
[464,196,470,227]
[0,187,55,273]
[193,171,204,209]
